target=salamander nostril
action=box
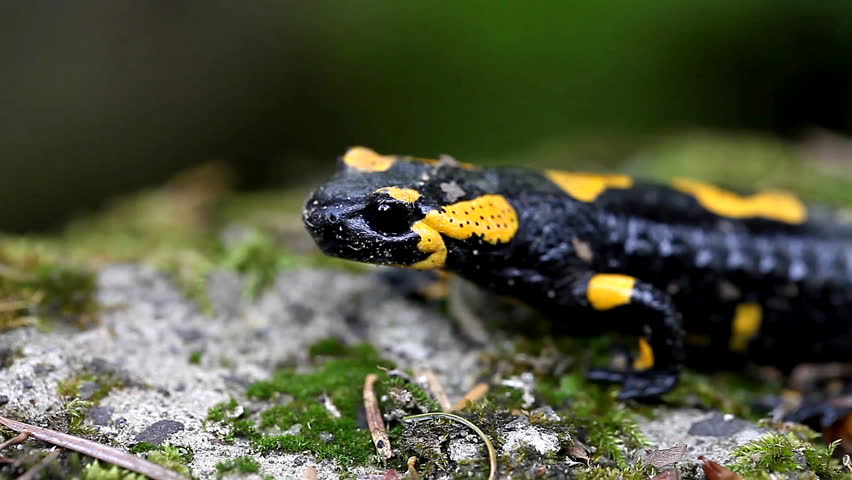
[328,213,338,223]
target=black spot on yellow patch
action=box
[545,171,633,202]
[409,195,519,269]
[672,178,806,224]
[586,274,636,310]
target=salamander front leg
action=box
[576,273,685,399]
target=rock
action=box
[688,412,753,437]
[0,394,8,405]
[174,328,204,343]
[88,406,114,426]
[78,381,102,400]
[134,419,185,444]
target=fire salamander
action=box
[303,147,852,399]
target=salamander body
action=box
[303,147,852,398]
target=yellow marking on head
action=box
[410,221,447,269]
[672,178,806,224]
[343,146,397,172]
[729,302,762,352]
[634,338,655,370]
[375,187,421,203]
[545,171,633,202]
[586,274,636,310]
[421,195,519,244]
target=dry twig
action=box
[417,370,451,412]
[450,382,489,412]
[363,374,392,462]
[0,415,187,480]
[0,432,30,451]
[407,456,420,480]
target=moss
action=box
[384,372,441,413]
[215,456,261,476]
[81,461,147,480]
[63,397,96,435]
[573,460,655,480]
[307,337,348,358]
[206,343,394,466]
[207,397,240,422]
[662,369,778,421]
[728,433,852,480]
[729,433,803,476]
[0,254,98,330]
[128,442,193,476]
[188,350,202,365]
[539,373,649,468]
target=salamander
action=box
[302,146,852,399]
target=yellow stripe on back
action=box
[672,178,806,224]
[545,171,633,202]
[587,274,636,310]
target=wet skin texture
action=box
[303,147,852,399]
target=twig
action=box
[407,456,420,480]
[16,449,59,480]
[363,374,392,462]
[403,412,497,480]
[450,382,489,412]
[300,466,317,480]
[417,370,452,412]
[0,415,187,480]
[0,432,30,451]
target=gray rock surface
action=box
[0,265,481,479]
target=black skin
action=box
[303,154,852,400]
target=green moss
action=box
[0,255,98,330]
[573,460,655,480]
[384,372,441,413]
[63,397,95,435]
[81,461,147,480]
[206,344,393,466]
[539,373,649,468]
[128,442,193,476]
[729,433,852,480]
[307,337,348,358]
[663,369,778,421]
[188,350,202,365]
[215,456,261,476]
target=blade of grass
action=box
[403,412,497,480]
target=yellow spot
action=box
[672,178,806,224]
[410,221,447,269]
[375,187,421,203]
[545,171,633,202]
[729,302,762,352]
[421,195,519,244]
[342,146,396,172]
[634,338,655,370]
[587,274,636,310]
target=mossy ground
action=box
[2,132,852,478]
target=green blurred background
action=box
[3,1,852,231]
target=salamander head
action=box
[303,147,518,269]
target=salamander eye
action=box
[365,197,413,235]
